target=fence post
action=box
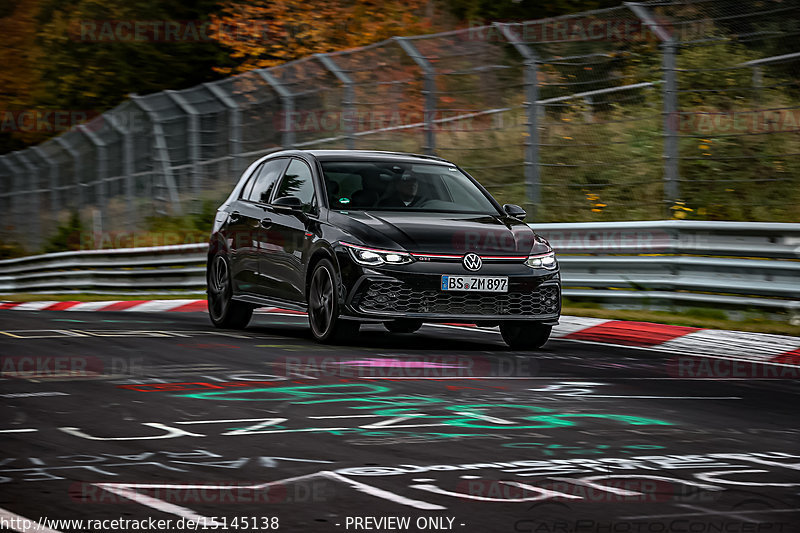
[166,90,202,206]
[106,113,135,228]
[31,146,59,212]
[130,94,182,216]
[394,37,437,155]
[626,2,680,212]
[54,137,82,210]
[78,124,107,235]
[0,156,11,242]
[204,82,243,179]
[1,155,25,248]
[496,23,541,219]
[316,53,356,149]
[257,70,295,149]
[11,152,42,250]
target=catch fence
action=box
[1,0,798,251]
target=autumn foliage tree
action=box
[209,0,437,75]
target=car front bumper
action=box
[335,248,561,324]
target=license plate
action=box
[441,275,508,292]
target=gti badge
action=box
[463,253,482,272]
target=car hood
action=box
[329,210,550,256]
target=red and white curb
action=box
[1,300,797,366]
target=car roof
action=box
[274,149,454,165]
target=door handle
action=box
[229,211,242,223]
[260,217,272,228]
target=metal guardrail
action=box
[1,222,798,314]
[535,221,800,312]
[0,244,206,293]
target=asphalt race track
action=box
[1,310,799,533]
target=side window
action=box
[239,163,263,200]
[274,159,316,209]
[247,158,289,204]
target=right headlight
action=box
[342,242,414,266]
[525,251,557,270]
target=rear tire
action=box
[384,319,423,334]
[308,259,359,343]
[207,253,253,329]
[500,322,552,350]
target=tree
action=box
[209,0,436,75]
[0,0,42,153]
[33,0,233,111]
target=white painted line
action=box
[323,471,446,510]
[94,484,223,526]
[0,507,62,533]
[0,330,86,339]
[103,471,324,491]
[0,429,38,433]
[174,418,284,424]
[452,411,514,424]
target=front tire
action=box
[308,259,359,343]
[500,322,552,350]
[207,253,253,329]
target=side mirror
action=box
[273,196,304,211]
[503,204,526,220]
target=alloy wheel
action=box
[209,254,230,322]
[310,266,334,336]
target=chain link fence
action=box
[1,0,798,252]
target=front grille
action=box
[353,279,560,316]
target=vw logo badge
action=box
[463,253,482,272]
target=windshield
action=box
[320,161,500,214]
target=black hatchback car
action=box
[207,150,560,349]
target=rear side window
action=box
[240,163,263,200]
[247,158,289,204]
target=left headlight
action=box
[525,251,557,270]
[342,242,414,266]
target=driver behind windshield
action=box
[379,172,422,208]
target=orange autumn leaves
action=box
[209,0,435,75]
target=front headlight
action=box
[525,251,557,270]
[342,242,414,266]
